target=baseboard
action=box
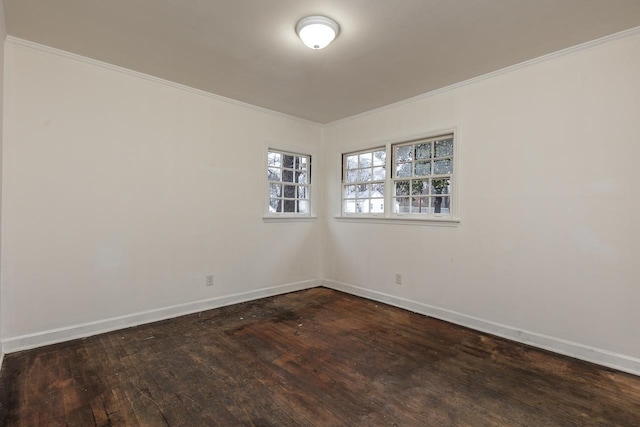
[2,279,320,353]
[322,279,640,376]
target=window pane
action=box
[396,163,411,178]
[297,171,308,184]
[432,196,450,214]
[434,159,453,175]
[394,197,411,213]
[431,178,450,195]
[370,198,384,213]
[283,185,296,198]
[356,200,370,213]
[358,184,370,198]
[269,198,282,213]
[415,143,431,160]
[346,170,358,183]
[283,155,294,168]
[346,155,358,170]
[344,199,357,213]
[344,185,356,198]
[395,180,410,196]
[414,161,431,177]
[297,186,308,199]
[371,183,384,197]
[269,183,282,198]
[268,152,282,167]
[373,150,386,166]
[396,145,412,162]
[411,197,429,213]
[283,199,296,212]
[359,153,372,168]
[283,169,294,182]
[359,168,372,182]
[297,200,309,214]
[268,168,281,182]
[412,180,428,195]
[295,156,308,170]
[373,166,385,181]
[435,139,454,158]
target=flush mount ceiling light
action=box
[296,15,340,49]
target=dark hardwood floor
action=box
[0,288,638,426]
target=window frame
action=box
[337,129,460,224]
[341,147,387,217]
[264,146,315,220]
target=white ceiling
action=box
[5,0,640,123]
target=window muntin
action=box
[392,135,453,215]
[267,149,310,215]
[342,148,386,214]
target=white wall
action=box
[322,32,640,372]
[0,1,6,361]
[1,41,323,346]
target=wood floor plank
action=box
[0,288,639,426]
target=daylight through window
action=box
[267,149,311,214]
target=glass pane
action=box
[346,155,358,170]
[373,166,386,181]
[435,138,454,158]
[373,150,386,166]
[395,180,410,196]
[414,161,431,177]
[269,198,281,213]
[269,183,282,198]
[283,155,294,168]
[298,186,308,199]
[432,196,450,214]
[415,143,431,160]
[396,145,412,162]
[412,180,428,195]
[396,163,411,178]
[295,156,308,170]
[282,169,294,182]
[268,167,281,182]
[268,152,282,167]
[297,200,309,214]
[370,198,385,213]
[344,185,356,198]
[297,171,308,185]
[356,199,370,214]
[434,159,453,175]
[283,199,296,212]
[394,197,411,213]
[431,178,450,195]
[284,185,296,198]
[358,184,370,198]
[359,168,372,182]
[371,183,384,197]
[344,199,357,213]
[359,153,372,168]
[411,197,429,213]
[346,170,358,183]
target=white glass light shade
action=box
[296,16,340,49]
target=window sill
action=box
[334,216,460,226]
[263,216,318,223]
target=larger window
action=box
[267,149,311,215]
[341,133,456,220]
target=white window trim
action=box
[341,146,387,218]
[263,143,317,222]
[336,127,461,224]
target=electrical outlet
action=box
[206,274,215,287]
[395,273,402,285]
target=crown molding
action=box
[327,25,640,127]
[5,36,322,128]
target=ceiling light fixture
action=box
[296,15,340,50]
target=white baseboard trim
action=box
[322,280,640,377]
[2,279,320,353]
